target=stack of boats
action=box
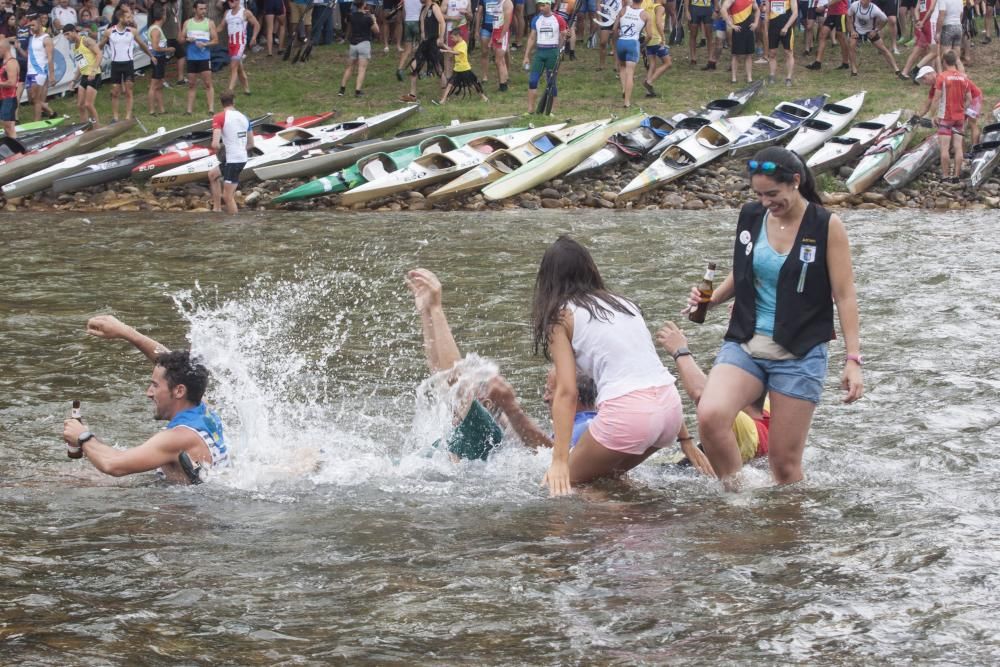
[0,90,996,207]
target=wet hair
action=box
[748,146,822,205]
[220,90,235,106]
[532,235,638,360]
[155,350,209,404]
[577,375,597,409]
[943,50,957,66]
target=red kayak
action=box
[131,112,334,179]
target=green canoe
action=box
[1,117,68,138]
[272,128,509,204]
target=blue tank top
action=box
[572,411,597,447]
[752,214,787,336]
[167,402,228,466]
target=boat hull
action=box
[806,110,902,174]
[846,121,915,195]
[883,134,939,190]
[786,92,866,157]
[968,123,1000,188]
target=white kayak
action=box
[883,134,940,190]
[968,123,1000,189]
[2,117,214,198]
[483,115,645,201]
[806,110,902,175]
[785,91,866,157]
[341,125,559,206]
[846,116,916,195]
[728,95,828,158]
[618,115,757,201]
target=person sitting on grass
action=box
[435,26,488,103]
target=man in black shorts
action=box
[898,0,915,44]
[804,0,850,69]
[98,5,157,122]
[685,0,716,64]
[208,91,254,214]
[872,0,898,52]
[764,0,796,84]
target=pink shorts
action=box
[937,118,964,136]
[587,384,683,456]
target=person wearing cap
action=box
[920,50,976,181]
[24,12,56,121]
[62,314,228,485]
[63,23,102,124]
[0,39,18,138]
[523,0,566,113]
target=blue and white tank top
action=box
[167,402,228,467]
[617,6,645,41]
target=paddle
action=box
[283,8,309,61]
[536,0,582,115]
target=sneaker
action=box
[355,89,363,97]
[755,56,769,64]
[892,46,900,55]
[399,93,417,102]
[162,81,171,89]
[805,61,821,70]
[499,82,508,92]
[982,36,992,44]
[338,87,345,96]
[895,70,909,80]
[701,61,716,70]
[643,81,654,94]
[396,68,404,82]
[785,77,792,87]
[768,74,776,84]
[836,63,850,70]
[851,71,858,77]
[176,77,188,85]
[251,44,264,53]
[568,49,576,60]
[902,36,915,46]
[699,38,706,47]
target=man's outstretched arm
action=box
[406,268,462,373]
[486,376,553,449]
[86,315,169,363]
[63,419,199,477]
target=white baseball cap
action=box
[916,66,936,80]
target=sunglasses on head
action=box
[747,160,782,174]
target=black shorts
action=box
[187,59,211,74]
[109,61,134,84]
[689,5,713,23]
[221,161,245,184]
[732,17,756,53]
[80,74,102,90]
[874,0,897,17]
[899,0,916,8]
[823,13,847,31]
[263,0,285,14]
[768,14,794,49]
[854,29,881,41]
[151,56,167,80]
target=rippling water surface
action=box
[2,209,999,664]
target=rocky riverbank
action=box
[3,156,998,214]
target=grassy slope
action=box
[37,26,999,182]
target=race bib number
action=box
[918,0,927,10]
[770,0,786,13]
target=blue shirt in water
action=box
[753,214,788,337]
[167,402,228,466]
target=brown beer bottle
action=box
[688,262,717,324]
[67,400,84,459]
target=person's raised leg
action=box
[406,268,462,373]
[696,362,766,481]
[764,391,817,484]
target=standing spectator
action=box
[642,0,670,97]
[383,0,402,50]
[932,0,962,70]
[473,0,494,81]
[399,0,443,101]
[288,0,312,52]
[593,0,619,70]
[145,8,174,115]
[489,0,513,89]
[804,0,850,70]
[523,0,564,111]
[262,0,286,55]
[208,90,254,214]
[219,0,259,93]
[98,5,157,122]
[180,0,217,114]
[49,0,75,29]
[721,0,759,83]
[898,0,914,44]
[339,0,376,95]
[397,0,421,78]
[847,0,906,77]
[14,1,30,109]
[311,0,335,45]
[0,39,19,138]
[765,0,796,84]
[337,0,352,41]
[614,0,647,108]
[64,23,102,123]
[25,13,55,120]
[685,0,714,64]
[873,0,897,53]
[441,0,471,84]
[153,0,184,83]
[899,0,934,77]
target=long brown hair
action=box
[531,235,637,360]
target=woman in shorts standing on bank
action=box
[0,40,19,138]
[262,0,287,56]
[145,8,174,115]
[691,146,863,488]
[533,236,686,497]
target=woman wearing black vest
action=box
[689,146,863,488]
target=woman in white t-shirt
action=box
[532,236,686,496]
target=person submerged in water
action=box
[61,315,228,484]
[407,268,597,460]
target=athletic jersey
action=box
[567,297,675,405]
[916,0,933,19]
[185,17,212,60]
[146,24,169,56]
[404,0,422,20]
[848,1,885,33]
[691,0,713,7]
[642,0,663,45]
[532,12,566,47]
[445,0,470,30]
[166,402,228,468]
[729,0,754,23]
[618,5,645,40]
[768,0,791,18]
[0,57,16,99]
[488,0,506,29]
[934,69,974,122]
[213,107,251,163]
[827,0,848,13]
[27,32,50,75]
[225,9,248,49]
[349,10,374,43]
[107,27,135,62]
[452,38,470,70]
[481,0,497,27]
[73,39,100,76]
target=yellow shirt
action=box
[453,39,471,72]
[74,40,100,77]
[642,0,663,46]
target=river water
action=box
[2,209,999,664]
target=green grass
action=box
[36,26,1000,158]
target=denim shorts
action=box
[581,0,598,11]
[715,340,829,404]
